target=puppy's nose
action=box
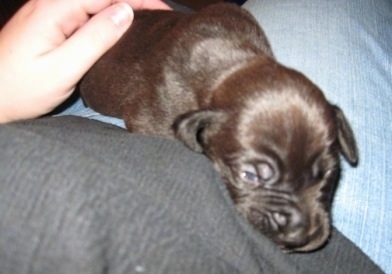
[275,211,306,234]
[272,212,288,227]
[270,207,310,249]
[247,197,330,251]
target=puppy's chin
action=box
[274,221,331,252]
[264,212,331,253]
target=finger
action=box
[1,0,169,55]
[12,0,138,47]
[127,0,171,10]
[47,3,134,88]
[78,0,170,13]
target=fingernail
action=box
[111,3,133,29]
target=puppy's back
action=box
[80,4,273,134]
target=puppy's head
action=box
[173,59,358,252]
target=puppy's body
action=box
[81,5,272,135]
[80,4,358,252]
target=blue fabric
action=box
[242,0,392,272]
[56,97,126,128]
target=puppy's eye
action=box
[240,162,274,188]
[241,170,260,187]
[240,164,259,186]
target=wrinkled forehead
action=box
[236,89,335,155]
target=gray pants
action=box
[0,117,382,274]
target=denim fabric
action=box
[57,0,392,272]
[242,0,392,272]
[56,97,126,128]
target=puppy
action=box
[79,3,358,252]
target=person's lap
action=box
[0,116,383,274]
[56,0,391,272]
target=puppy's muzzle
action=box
[240,190,329,252]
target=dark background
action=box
[0,0,247,28]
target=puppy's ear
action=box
[172,110,227,153]
[334,106,358,166]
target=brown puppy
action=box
[80,3,358,252]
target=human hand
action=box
[0,0,170,123]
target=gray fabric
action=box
[0,116,383,274]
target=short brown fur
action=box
[80,3,358,252]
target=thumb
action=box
[50,2,134,86]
